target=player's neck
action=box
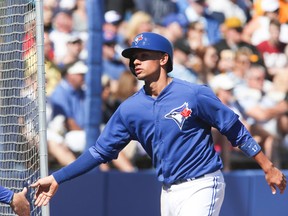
[144,76,172,98]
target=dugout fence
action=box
[0,0,49,215]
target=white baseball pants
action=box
[161,170,225,216]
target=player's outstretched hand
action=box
[265,166,286,195]
[30,175,59,207]
[10,187,30,216]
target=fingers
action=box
[31,182,45,201]
[279,174,286,194]
[30,181,40,188]
[22,187,28,195]
[34,194,42,206]
[270,173,287,195]
[30,181,41,200]
[34,193,51,207]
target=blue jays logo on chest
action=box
[165,102,192,130]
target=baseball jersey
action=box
[0,186,13,204]
[95,78,241,184]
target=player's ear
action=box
[160,53,169,67]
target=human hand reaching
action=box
[10,187,30,216]
[30,175,59,207]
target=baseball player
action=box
[0,186,30,216]
[31,32,287,216]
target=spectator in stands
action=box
[256,19,288,79]
[234,65,288,166]
[185,0,224,45]
[104,10,123,26]
[49,60,88,157]
[214,16,244,55]
[197,45,220,84]
[168,38,198,83]
[158,13,189,43]
[103,10,123,43]
[103,10,125,66]
[242,0,280,46]
[226,47,253,88]
[213,16,261,60]
[49,10,78,64]
[101,71,138,126]
[102,29,127,82]
[252,0,288,45]
[186,20,208,54]
[57,34,84,72]
[217,49,236,74]
[113,70,139,104]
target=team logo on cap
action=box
[134,34,143,45]
[165,102,192,130]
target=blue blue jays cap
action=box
[122,32,173,72]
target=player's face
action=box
[131,50,165,80]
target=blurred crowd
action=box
[41,0,288,171]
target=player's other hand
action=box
[265,166,286,195]
[30,175,59,207]
[10,187,30,216]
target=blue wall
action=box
[50,169,288,216]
